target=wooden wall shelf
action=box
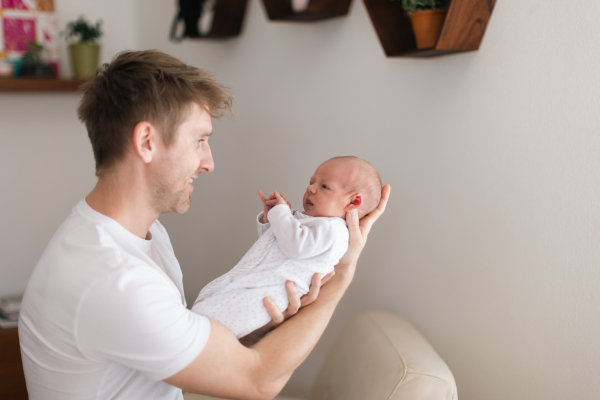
[261,0,352,21]
[0,77,86,93]
[204,0,249,38]
[364,0,496,57]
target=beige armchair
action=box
[185,310,457,400]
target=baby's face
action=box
[303,160,353,218]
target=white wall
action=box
[2,0,600,399]
[0,0,138,294]
[137,0,600,399]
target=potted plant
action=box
[19,41,56,78]
[64,16,103,79]
[402,0,450,49]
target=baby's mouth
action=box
[306,198,314,206]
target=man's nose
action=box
[200,144,214,173]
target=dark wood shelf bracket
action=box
[261,0,352,22]
[204,0,249,38]
[364,0,496,57]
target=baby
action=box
[192,156,382,338]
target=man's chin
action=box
[173,198,192,214]
[165,193,191,214]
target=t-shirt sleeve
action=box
[75,266,211,381]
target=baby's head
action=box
[303,156,381,219]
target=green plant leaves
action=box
[401,0,451,13]
[65,16,103,43]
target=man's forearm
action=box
[250,261,356,391]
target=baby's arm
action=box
[258,190,290,224]
[268,203,342,260]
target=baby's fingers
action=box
[273,191,287,204]
[258,190,268,203]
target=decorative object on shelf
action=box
[402,0,449,49]
[0,296,21,329]
[170,0,249,40]
[0,61,15,77]
[64,15,102,79]
[0,0,60,76]
[19,41,56,78]
[364,0,496,57]
[261,0,352,21]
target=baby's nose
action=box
[307,184,316,193]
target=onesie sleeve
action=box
[257,211,271,237]
[75,266,211,381]
[267,204,338,259]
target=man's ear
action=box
[344,193,363,212]
[132,121,158,164]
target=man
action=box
[19,50,390,400]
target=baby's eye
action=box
[321,184,328,189]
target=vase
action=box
[408,8,448,49]
[69,43,100,79]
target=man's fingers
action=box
[359,184,391,237]
[284,281,301,316]
[300,273,321,307]
[263,297,284,324]
[346,209,361,242]
[320,270,335,285]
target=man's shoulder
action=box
[37,201,157,280]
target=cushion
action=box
[308,310,457,400]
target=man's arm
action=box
[165,185,391,400]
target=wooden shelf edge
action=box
[364,0,495,58]
[262,0,351,22]
[266,12,348,21]
[0,78,87,93]
[386,48,469,58]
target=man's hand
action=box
[258,190,291,224]
[336,184,391,278]
[238,271,335,347]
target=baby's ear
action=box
[344,193,363,212]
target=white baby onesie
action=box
[192,204,349,338]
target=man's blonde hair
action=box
[78,50,233,176]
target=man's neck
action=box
[86,169,158,240]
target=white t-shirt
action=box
[19,200,210,400]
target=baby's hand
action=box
[258,190,291,223]
[273,191,288,206]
